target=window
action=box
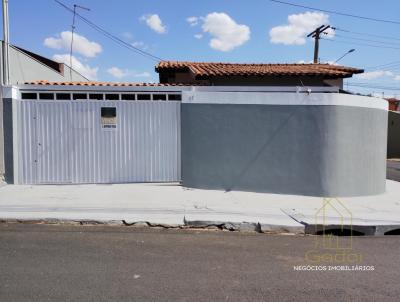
[121,94,136,101]
[73,93,87,100]
[168,94,182,101]
[153,94,167,101]
[101,107,117,129]
[39,93,54,100]
[21,93,37,100]
[105,94,119,100]
[137,94,151,100]
[89,94,104,100]
[56,93,71,100]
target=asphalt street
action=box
[387,160,400,182]
[0,224,399,302]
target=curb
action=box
[4,218,399,236]
[0,218,305,234]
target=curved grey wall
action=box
[181,94,388,197]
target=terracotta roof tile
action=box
[24,80,201,87]
[156,61,364,78]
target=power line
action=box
[53,0,163,62]
[333,27,400,42]
[268,0,400,25]
[366,64,400,73]
[381,66,400,72]
[333,33,400,47]
[346,83,400,91]
[365,60,400,69]
[348,80,400,86]
[321,37,400,50]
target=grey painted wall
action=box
[2,98,13,183]
[0,96,3,177]
[388,111,400,158]
[181,104,387,197]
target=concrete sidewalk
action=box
[1,180,400,234]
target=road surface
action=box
[387,160,400,182]
[0,224,399,301]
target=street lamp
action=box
[334,49,356,64]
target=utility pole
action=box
[69,4,90,81]
[307,25,331,64]
[2,0,10,85]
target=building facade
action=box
[1,82,388,197]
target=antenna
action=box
[69,4,90,81]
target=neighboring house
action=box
[0,41,88,84]
[0,42,88,177]
[386,98,400,112]
[155,61,364,88]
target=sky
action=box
[2,0,400,96]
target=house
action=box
[155,61,364,88]
[0,41,88,84]
[1,69,388,197]
[0,42,89,177]
[386,98,400,112]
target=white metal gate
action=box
[36,101,72,183]
[16,100,181,184]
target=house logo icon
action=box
[304,198,363,264]
[314,198,353,250]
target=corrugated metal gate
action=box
[16,100,181,184]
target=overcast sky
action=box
[2,0,400,96]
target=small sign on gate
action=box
[101,107,117,129]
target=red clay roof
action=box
[156,61,364,78]
[24,80,200,87]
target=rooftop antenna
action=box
[69,4,90,81]
[2,0,10,85]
